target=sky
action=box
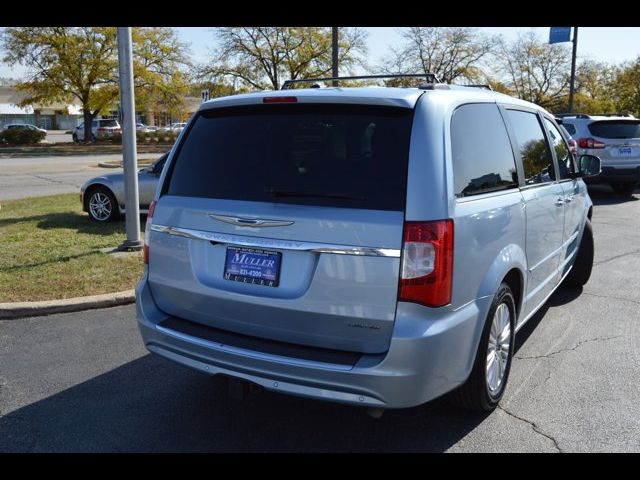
[1,27,639,79]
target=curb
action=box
[98,161,154,168]
[97,161,123,168]
[0,290,135,320]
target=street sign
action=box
[549,27,572,44]
[201,89,210,102]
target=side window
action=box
[506,110,555,185]
[451,104,519,198]
[543,118,572,180]
[562,122,576,136]
[153,154,168,174]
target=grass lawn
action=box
[0,194,144,302]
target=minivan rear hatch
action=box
[148,102,415,354]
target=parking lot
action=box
[0,185,638,452]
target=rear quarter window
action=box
[165,104,414,211]
[451,103,519,197]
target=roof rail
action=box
[555,113,591,119]
[599,112,635,118]
[281,73,442,90]
[460,84,493,91]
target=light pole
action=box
[568,27,579,113]
[117,27,142,251]
[332,27,339,86]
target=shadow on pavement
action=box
[514,286,583,354]
[0,352,491,452]
[587,184,638,206]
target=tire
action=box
[85,186,119,222]
[610,182,637,196]
[450,283,516,412]
[91,134,97,142]
[563,220,594,288]
[72,133,78,143]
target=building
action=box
[0,86,82,130]
[1,86,203,130]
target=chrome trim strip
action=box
[155,325,353,371]
[208,214,294,228]
[150,224,401,257]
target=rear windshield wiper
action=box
[268,189,363,201]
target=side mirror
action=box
[578,155,601,178]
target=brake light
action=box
[263,96,297,103]
[143,200,156,264]
[97,127,106,132]
[578,138,605,149]
[399,220,454,307]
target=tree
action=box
[495,30,571,111]
[565,59,616,114]
[200,27,367,91]
[379,27,497,85]
[609,57,640,117]
[1,27,190,142]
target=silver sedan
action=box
[80,152,168,222]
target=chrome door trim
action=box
[150,224,401,257]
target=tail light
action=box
[97,127,106,132]
[399,220,454,307]
[578,138,605,149]
[143,200,156,264]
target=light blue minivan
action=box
[136,78,598,413]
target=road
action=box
[0,186,639,452]
[0,153,159,201]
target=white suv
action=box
[72,118,121,142]
[560,114,640,195]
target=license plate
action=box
[223,246,281,287]
[617,147,633,156]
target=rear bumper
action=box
[136,274,491,409]
[584,165,640,184]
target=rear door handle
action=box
[555,198,565,206]
[565,195,573,203]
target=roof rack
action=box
[460,84,493,91]
[599,112,635,118]
[555,113,591,119]
[281,73,442,90]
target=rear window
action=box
[99,119,118,127]
[588,120,640,139]
[166,104,414,211]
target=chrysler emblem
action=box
[208,214,294,228]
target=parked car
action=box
[159,122,187,134]
[80,152,169,222]
[559,114,640,195]
[136,123,157,133]
[72,118,121,142]
[3,123,47,134]
[136,78,600,414]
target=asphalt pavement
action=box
[0,185,639,452]
[0,153,159,201]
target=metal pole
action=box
[332,27,339,87]
[117,27,143,251]
[568,26,578,113]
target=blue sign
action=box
[549,27,572,44]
